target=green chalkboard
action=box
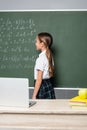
[0,11,87,88]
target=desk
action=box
[0,100,87,130]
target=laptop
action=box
[0,77,36,108]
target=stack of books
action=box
[69,96,87,109]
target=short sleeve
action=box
[35,57,45,71]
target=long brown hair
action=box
[38,32,54,77]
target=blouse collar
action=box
[39,50,46,57]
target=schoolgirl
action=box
[32,32,56,99]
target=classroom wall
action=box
[0,0,87,10]
[0,0,87,99]
[29,88,78,99]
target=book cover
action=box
[69,96,87,107]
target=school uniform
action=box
[34,50,55,99]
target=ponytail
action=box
[46,47,54,77]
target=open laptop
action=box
[0,77,36,108]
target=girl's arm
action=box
[32,70,43,99]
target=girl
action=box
[32,32,56,99]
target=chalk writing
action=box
[0,16,37,70]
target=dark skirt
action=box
[34,78,56,99]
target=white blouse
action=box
[34,50,50,80]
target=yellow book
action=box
[69,96,87,107]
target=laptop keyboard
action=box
[29,101,36,107]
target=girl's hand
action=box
[32,95,36,99]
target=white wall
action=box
[0,0,87,10]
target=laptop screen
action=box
[0,78,29,108]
